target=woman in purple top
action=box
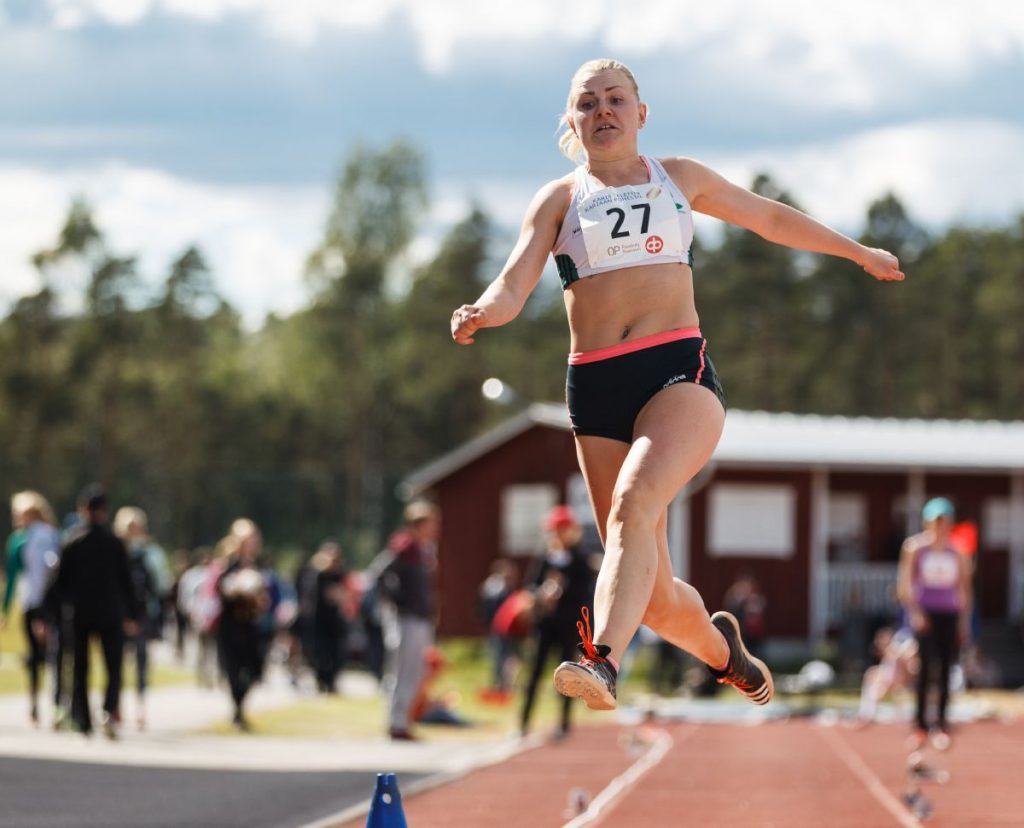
[897,497,972,746]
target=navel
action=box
[620,326,631,340]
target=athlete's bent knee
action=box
[607,482,662,532]
[642,600,669,630]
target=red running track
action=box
[335,719,1024,827]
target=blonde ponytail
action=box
[557,113,585,164]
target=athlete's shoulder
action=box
[537,172,576,202]
[903,532,929,555]
[527,173,575,223]
[654,156,712,204]
[657,155,705,172]
[658,156,712,183]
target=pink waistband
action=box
[568,326,703,365]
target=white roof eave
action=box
[401,406,1024,496]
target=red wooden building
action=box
[402,404,1024,643]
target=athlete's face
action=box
[925,514,952,541]
[569,69,646,154]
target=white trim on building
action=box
[404,408,1024,495]
[713,411,1024,471]
[1010,473,1024,618]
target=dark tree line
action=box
[2,143,1021,564]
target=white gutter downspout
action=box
[809,467,830,642]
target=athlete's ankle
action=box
[710,629,730,671]
[589,644,619,673]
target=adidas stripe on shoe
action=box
[708,611,774,705]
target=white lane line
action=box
[562,726,691,828]
[817,726,923,828]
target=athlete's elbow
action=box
[757,202,798,244]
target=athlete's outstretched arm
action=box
[451,180,568,345]
[670,158,905,282]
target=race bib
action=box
[579,182,685,270]
[919,550,959,588]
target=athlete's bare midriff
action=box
[562,261,700,353]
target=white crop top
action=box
[551,156,694,289]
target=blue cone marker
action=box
[366,772,408,828]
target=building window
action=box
[501,484,558,556]
[707,483,795,558]
[828,493,868,562]
[984,497,1010,548]
[567,473,596,527]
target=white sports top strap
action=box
[552,156,694,288]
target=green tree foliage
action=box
[2,158,1022,564]
[791,193,930,416]
[299,141,429,557]
[697,174,818,411]
[389,206,492,466]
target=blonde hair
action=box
[403,500,439,526]
[557,58,642,165]
[230,518,259,541]
[219,517,261,561]
[11,490,56,526]
[113,505,148,538]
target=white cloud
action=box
[0,125,166,150]
[0,169,71,301]
[4,117,1022,326]
[51,4,87,29]
[699,118,1024,236]
[0,164,327,327]
[48,0,152,27]
[41,0,1024,84]
[0,162,539,328]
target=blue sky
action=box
[3,1,1023,325]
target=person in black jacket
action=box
[215,518,268,731]
[520,505,599,739]
[55,485,139,738]
[311,539,350,694]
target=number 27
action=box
[607,204,651,238]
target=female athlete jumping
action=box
[451,58,904,710]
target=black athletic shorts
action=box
[566,327,726,444]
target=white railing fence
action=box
[1012,567,1024,619]
[825,562,899,626]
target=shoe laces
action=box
[720,672,755,691]
[576,607,609,667]
[717,660,756,692]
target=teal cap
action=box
[922,497,955,522]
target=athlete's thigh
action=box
[617,383,725,509]
[574,435,630,546]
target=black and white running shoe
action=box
[708,611,774,705]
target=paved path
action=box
[0,643,526,827]
[0,756,415,828]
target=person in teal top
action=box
[2,494,30,621]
